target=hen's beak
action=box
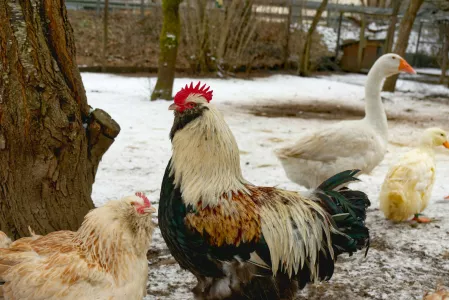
[398,58,416,74]
[144,206,157,214]
[168,103,178,111]
[444,141,449,149]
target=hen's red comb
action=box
[135,192,151,207]
[174,82,213,105]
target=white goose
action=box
[275,54,416,188]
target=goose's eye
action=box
[392,57,396,60]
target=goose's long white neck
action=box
[363,64,388,139]
[170,105,249,208]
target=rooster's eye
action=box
[186,102,196,109]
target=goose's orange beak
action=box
[444,141,449,149]
[399,58,416,74]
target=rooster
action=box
[0,193,156,300]
[159,82,371,299]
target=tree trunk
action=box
[151,0,184,100]
[299,0,328,77]
[383,0,400,54]
[0,1,120,239]
[382,0,424,92]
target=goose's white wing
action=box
[276,121,379,162]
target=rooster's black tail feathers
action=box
[314,169,371,257]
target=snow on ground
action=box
[417,68,447,76]
[83,72,449,300]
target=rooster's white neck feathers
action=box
[170,103,249,208]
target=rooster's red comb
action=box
[135,192,151,207]
[174,82,213,105]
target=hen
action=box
[0,193,156,300]
[0,233,11,249]
[159,82,371,299]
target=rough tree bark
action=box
[0,1,120,239]
[299,0,328,77]
[151,0,184,100]
[382,0,424,92]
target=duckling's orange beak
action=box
[399,58,416,74]
[444,141,449,149]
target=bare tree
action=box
[0,1,120,238]
[383,0,424,92]
[383,0,401,53]
[151,0,184,100]
[299,0,328,76]
[102,0,109,71]
[284,0,293,69]
[183,0,259,75]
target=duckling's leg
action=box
[412,213,431,223]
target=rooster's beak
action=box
[398,58,416,74]
[168,103,178,111]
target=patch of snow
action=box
[166,33,176,40]
[417,68,448,76]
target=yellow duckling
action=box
[380,127,449,223]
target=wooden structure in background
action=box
[340,39,385,72]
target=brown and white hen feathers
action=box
[0,193,156,300]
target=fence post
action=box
[335,11,343,59]
[141,0,145,17]
[414,21,423,65]
[440,22,449,85]
[96,0,101,17]
[357,13,366,71]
